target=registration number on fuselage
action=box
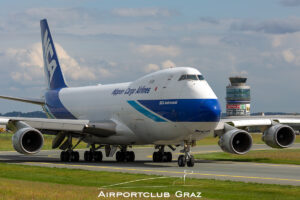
[159,100,178,105]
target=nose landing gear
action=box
[178,142,195,167]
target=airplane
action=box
[0,19,299,167]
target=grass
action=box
[197,134,300,146]
[0,178,100,200]
[0,162,299,200]
[194,148,300,165]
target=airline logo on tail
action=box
[40,19,67,90]
[43,29,57,82]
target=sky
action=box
[0,0,300,113]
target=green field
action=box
[0,162,299,200]
[194,148,300,165]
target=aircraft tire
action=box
[187,156,195,167]
[61,151,70,162]
[153,152,158,162]
[70,151,79,162]
[94,151,103,162]
[116,151,125,162]
[157,152,163,162]
[162,152,168,162]
[166,152,172,162]
[60,151,65,161]
[128,151,135,162]
[75,151,80,161]
[84,151,93,162]
[178,155,186,167]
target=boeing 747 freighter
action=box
[0,19,298,167]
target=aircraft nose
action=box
[200,99,221,122]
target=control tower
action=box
[226,77,250,116]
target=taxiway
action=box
[1,143,300,186]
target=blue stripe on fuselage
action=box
[128,100,167,122]
[45,89,76,119]
[138,99,221,122]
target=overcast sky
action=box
[0,0,300,113]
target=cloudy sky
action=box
[0,0,300,113]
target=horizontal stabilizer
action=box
[0,95,44,105]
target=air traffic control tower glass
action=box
[226,88,250,101]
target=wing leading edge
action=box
[215,115,300,133]
[0,117,116,137]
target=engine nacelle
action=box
[218,129,252,154]
[262,124,295,148]
[12,127,44,154]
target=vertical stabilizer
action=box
[40,19,67,90]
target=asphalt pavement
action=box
[1,143,300,186]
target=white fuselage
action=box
[44,67,221,145]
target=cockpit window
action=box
[178,75,187,81]
[178,74,205,81]
[186,75,198,80]
[197,75,205,80]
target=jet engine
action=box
[218,128,252,154]
[12,126,44,154]
[262,124,295,148]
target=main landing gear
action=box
[60,134,81,162]
[84,144,103,162]
[59,134,103,162]
[60,150,80,162]
[153,145,173,162]
[115,146,135,162]
[178,142,195,167]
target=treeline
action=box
[251,112,300,116]
[0,111,47,118]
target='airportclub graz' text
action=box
[112,86,151,96]
[98,191,202,198]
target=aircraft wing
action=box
[0,117,116,137]
[215,115,300,134]
[213,115,300,155]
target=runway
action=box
[1,143,300,186]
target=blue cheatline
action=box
[138,99,221,122]
[127,101,167,122]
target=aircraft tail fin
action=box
[40,19,67,90]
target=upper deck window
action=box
[178,74,205,81]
